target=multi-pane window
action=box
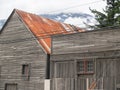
[78,61,84,73]
[87,61,94,73]
[77,60,94,74]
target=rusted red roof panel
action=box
[15,9,84,54]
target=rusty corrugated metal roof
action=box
[15,9,84,54]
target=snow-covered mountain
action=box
[0,12,96,30]
[41,12,96,29]
[0,19,5,29]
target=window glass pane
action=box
[77,61,84,72]
[87,61,93,72]
[77,60,94,74]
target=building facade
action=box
[50,28,120,90]
[0,10,47,90]
[0,9,82,90]
[1,9,120,90]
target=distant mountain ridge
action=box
[0,19,5,29]
[41,12,95,29]
[41,12,92,22]
[0,12,96,30]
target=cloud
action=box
[0,0,106,19]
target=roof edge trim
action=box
[0,9,16,34]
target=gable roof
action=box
[2,9,85,54]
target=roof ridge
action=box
[15,9,84,30]
[15,9,63,24]
[13,9,85,54]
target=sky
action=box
[0,0,106,20]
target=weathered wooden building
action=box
[1,9,120,90]
[0,9,83,90]
[50,27,120,90]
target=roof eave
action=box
[0,9,17,34]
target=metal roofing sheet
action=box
[16,9,84,54]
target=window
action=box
[117,88,120,90]
[22,64,30,80]
[77,60,94,74]
[77,61,84,73]
[87,61,94,73]
[5,83,17,90]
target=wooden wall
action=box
[52,28,120,55]
[51,50,120,90]
[51,28,120,90]
[0,12,47,90]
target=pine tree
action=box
[90,0,120,29]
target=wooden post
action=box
[74,60,77,90]
[86,78,89,90]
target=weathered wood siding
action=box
[51,28,120,90]
[50,61,75,78]
[51,78,75,90]
[0,12,47,90]
[51,50,120,90]
[52,28,120,54]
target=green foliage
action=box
[90,0,120,29]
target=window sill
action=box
[22,75,30,80]
[77,72,94,75]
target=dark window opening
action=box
[22,64,30,80]
[77,60,94,75]
[5,83,17,90]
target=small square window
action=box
[77,61,84,73]
[87,61,94,73]
[77,60,94,75]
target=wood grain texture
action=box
[0,12,47,90]
[51,28,120,90]
[52,28,120,55]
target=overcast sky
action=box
[0,0,106,19]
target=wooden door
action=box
[53,61,75,78]
[77,78,87,90]
[51,61,75,90]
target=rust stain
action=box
[15,9,84,54]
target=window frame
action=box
[22,64,30,80]
[77,59,94,75]
[5,83,18,90]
